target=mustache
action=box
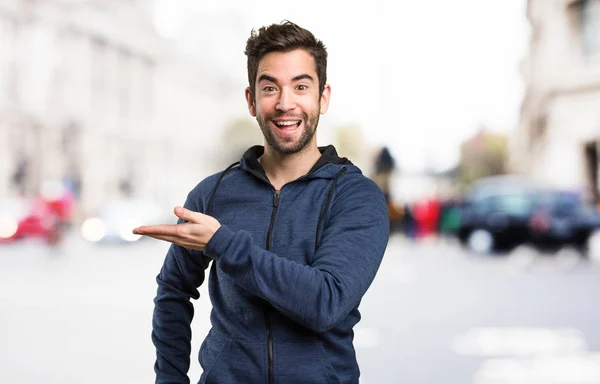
[265,112,307,120]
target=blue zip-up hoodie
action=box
[152,145,389,384]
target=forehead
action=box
[256,49,317,82]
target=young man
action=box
[134,21,389,384]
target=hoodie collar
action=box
[241,145,352,180]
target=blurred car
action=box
[528,189,600,255]
[457,175,600,256]
[0,197,65,244]
[457,175,540,254]
[0,199,32,242]
[80,199,169,244]
[0,180,76,244]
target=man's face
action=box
[245,49,330,155]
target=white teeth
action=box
[275,121,299,126]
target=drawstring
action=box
[315,166,348,250]
[207,161,239,216]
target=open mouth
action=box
[273,120,301,128]
[272,120,301,136]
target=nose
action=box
[276,88,296,112]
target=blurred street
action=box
[2,0,600,382]
[1,234,600,384]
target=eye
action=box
[263,86,276,92]
[296,84,308,91]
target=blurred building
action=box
[0,0,246,216]
[0,0,162,215]
[512,0,600,202]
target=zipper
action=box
[265,189,279,384]
[250,162,338,383]
[266,190,280,249]
[264,311,274,384]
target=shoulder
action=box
[187,172,221,200]
[331,172,387,213]
[337,172,385,199]
[185,167,242,211]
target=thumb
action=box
[174,206,201,223]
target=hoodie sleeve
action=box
[152,186,213,384]
[204,177,389,333]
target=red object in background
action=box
[43,189,75,222]
[16,198,61,243]
[1,186,76,245]
[412,197,442,238]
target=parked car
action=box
[0,197,66,245]
[457,175,540,254]
[0,199,30,242]
[80,199,169,244]
[457,175,600,256]
[0,180,76,245]
[529,189,600,255]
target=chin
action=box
[276,143,310,155]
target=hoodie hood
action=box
[240,145,358,181]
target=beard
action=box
[257,110,320,155]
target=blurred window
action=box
[538,191,580,214]
[118,49,132,118]
[581,0,600,59]
[0,17,19,104]
[473,197,494,214]
[495,194,534,216]
[91,38,107,114]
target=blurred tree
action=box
[334,125,364,160]
[333,124,376,173]
[221,117,263,165]
[458,126,508,186]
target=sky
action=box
[154,0,530,173]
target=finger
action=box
[141,233,183,245]
[140,233,203,251]
[133,224,179,236]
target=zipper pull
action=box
[273,190,280,207]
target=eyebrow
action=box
[292,74,314,82]
[257,74,277,83]
[257,73,315,84]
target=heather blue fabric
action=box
[152,145,389,384]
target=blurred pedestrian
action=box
[372,146,395,202]
[438,198,461,242]
[413,196,441,239]
[402,202,416,239]
[134,21,389,384]
[372,146,405,234]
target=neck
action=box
[260,144,322,190]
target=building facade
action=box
[0,0,163,214]
[0,0,246,217]
[513,0,600,202]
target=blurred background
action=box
[2,0,600,383]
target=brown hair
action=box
[244,20,328,98]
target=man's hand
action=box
[132,206,221,251]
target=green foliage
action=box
[222,117,262,163]
[458,129,508,187]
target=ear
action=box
[245,87,256,117]
[319,84,331,114]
